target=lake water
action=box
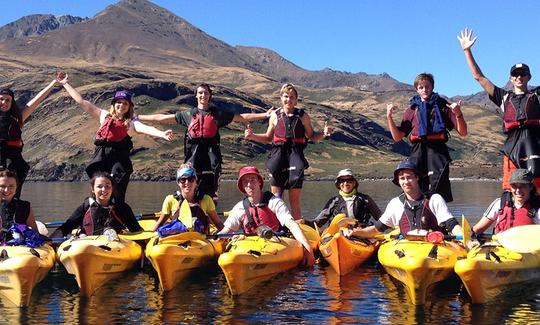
[3,180,540,324]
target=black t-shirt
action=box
[489,86,540,120]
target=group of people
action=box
[1,28,539,259]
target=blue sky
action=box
[1,0,540,97]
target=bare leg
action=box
[270,185,283,198]
[288,188,302,220]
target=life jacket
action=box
[0,199,30,240]
[241,191,281,234]
[273,108,307,146]
[171,190,210,234]
[329,194,371,224]
[95,115,130,144]
[81,198,126,235]
[501,92,540,133]
[186,107,219,143]
[398,193,443,234]
[0,113,23,148]
[494,192,537,234]
[408,98,449,143]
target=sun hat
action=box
[334,169,358,189]
[237,166,264,193]
[392,160,422,186]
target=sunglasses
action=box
[179,176,196,184]
[339,178,355,184]
[511,71,530,77]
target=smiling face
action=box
[178,175,197,198]
[0,94,13,112]
[415,79,434,101]
[112,99,131,117]
[241,174,262,197]
[196,86,211,109]
[337,177,357,193]
[280,90,298,111]
[0,176,17,203]
[397,170,420,195]
[510,182,532,206]
[92,176,113,205]
[510,70,531,92]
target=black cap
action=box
[510,63,531,76]
[392,160,423,186]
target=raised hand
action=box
[458,28,477,51]
[323,120,333,137]
[386,103,397,118]
[244,123,253,139]
[56,71,68,85]
[447,100,463,115]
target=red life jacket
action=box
[241,191,281,234]
[494,193,537,234]
[0,114,23,148]
[273,108,307,145]
[502,92,540,133]
[398,193,443,234]
[81,199,125,235]
[187,108,219,142]
[95,115,129,143]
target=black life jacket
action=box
[0,199,30,240]
[502,92,540,133]
[171,190,210,234]
[494,191,537,234]
[0,113,23,148]
[273,108,307,146]
[81,198,126,235]
[398,193,443,234]
[241,191,281,234]
[328,194,371,224]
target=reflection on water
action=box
[1,180,537,323]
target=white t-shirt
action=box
[482,197,540,223]
[99,110,141,135]
[224,196,294,231]
[379,193,455,229]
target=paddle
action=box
[485,224,540,253]
[323,213,354,236]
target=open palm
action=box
[458,28,477,50]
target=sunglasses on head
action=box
[179,176,196,184]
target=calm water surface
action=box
[2,180,539,324]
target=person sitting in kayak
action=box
[138,83,274,203]
[151,163,224,234]
[0,76,60,198]
[473,169,540,235]
[218,166,315,266]
[459,28,540,191]
[342,160,463,239]
[0,168,40,243]
[57,72,174,202]
[308,168,381,232]
[50,172,143,238]
[386,73,467,203]
[244,83,332,220]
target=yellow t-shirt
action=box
[161,193,216,229]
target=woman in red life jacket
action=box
[386,73,468,203]
[0,168,39,243]
[342,160,463,239]
[56,72,173,201]
[244,83,332,221]
[151,163,223,233]
[50,172,142,238]
[137,83,274,203]
[459,29,540,191]
[218,166,315,266]
[473,169,540,235]
[0,76,60,197]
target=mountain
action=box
[237,46,412,92]
[0,14,87,41]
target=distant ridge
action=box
[0,14,87,41]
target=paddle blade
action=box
[299,223,320,251]
[324,213,352,236]
[462,215,472,247]
[493,225,540,253]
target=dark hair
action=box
[89,172,116,199]
[195,83,212,98]
[0,89,23,128]
[414,73,435,89]
[0,168,19,187]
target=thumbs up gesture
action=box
[244,123,254,140]
[323,121,333,138]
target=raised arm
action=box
[57,73,102,119]
[302,114,332,142]
[447,101,468,136]
[458,28,495,96]
[233,107,277,122]
[133,120,174,141]
[137,113,176,123]
[386,103,406,142]
[244,113,277,144]
[21,78,59,122]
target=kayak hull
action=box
[145,232,220,291]
[57,236,142,296]
[378,239,466,305]
[0,244,55,307]
[455,244,540,304]
[218,236,303,295]
[320,232,378,275]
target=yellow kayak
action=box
[218,235,303,295]
[378,238,466,305]
[320,232,379,275]
[455,243,540,304]
[0,244,55,307]
[57,235,142,296]
[145,232,222,291]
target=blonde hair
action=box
[280,83,298,98]
[109,104,134,126]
